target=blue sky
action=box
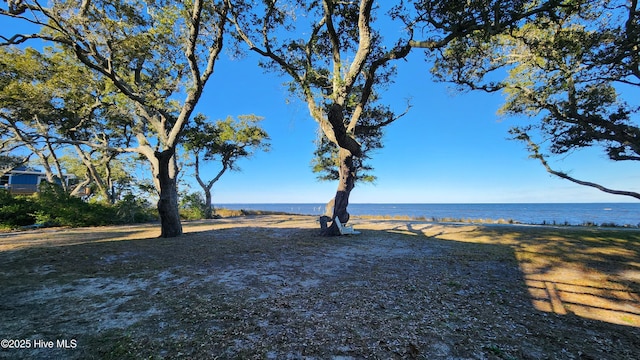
[198,50,640,204]
[2,15,639,204]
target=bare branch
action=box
[349,40,412,132]
[520,131,640,200]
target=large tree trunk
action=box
[321,148,356,236]
[155,150,183,238]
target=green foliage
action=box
[497,11,640,160]
[311,103,391,183]
[0,189,38,227]
[183,114,271,172]
[0,155,28,173]
[0,45,142,200]
[33,182,114,227]
[312,133,378,183]
[0,184,157,229]
[179,192,207,220]
[229,0,413,192]
[60,152,140,202]
[182,114,270,218]
[429,0,640,199]
[114,194,157,224]
[2,0,234,237]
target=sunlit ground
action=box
[0,216,306,251]
[2,215,638,327]
[353,220,640,327]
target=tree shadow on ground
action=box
[363,220,640,328]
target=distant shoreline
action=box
[215,203,640,228]
[212,211,640,230]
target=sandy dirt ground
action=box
[0,215,638,359]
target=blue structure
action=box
[0,166,74,195]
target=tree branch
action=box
[322,0,343,99]
[349,40,412,132]
[342,0,374,98]
[520,131,640,200]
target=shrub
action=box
[0,184,158,229]
[114,194,157,224]
[34,182,116,227]
[0,190,38,227]
[179,192,207,220]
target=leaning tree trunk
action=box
[155,150,183,238]
[321,148,356,236]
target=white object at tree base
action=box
[334,218,360,235]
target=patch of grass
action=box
[445,280,461,288]
[356,213,637,229]
[538,219,638,228]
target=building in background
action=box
[0,166,75,195]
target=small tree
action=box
[182,114,270,218]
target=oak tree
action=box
[1,0,232,237]
[229,0,564,234]
[228,0,415,234]
[0,45,142,200]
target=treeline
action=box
[2,1,639,237]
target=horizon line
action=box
[214,201,639,205]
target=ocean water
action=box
[216,203,640,226]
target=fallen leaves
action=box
[0,216,638,359]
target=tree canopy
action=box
[182,114,270,218]
[0,46,113,193]
[431,0,640,199]
[1,0,233,237]
[227,0,418,234]
[227,0,576,234]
